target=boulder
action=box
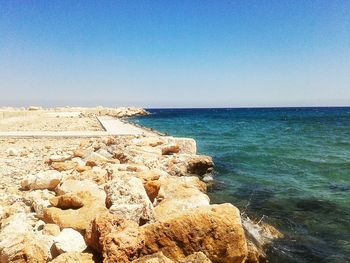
[141,204,248,263]
[55,179,106,205]
[105,176,155,224]
[85,152,110,167]
[171,138,197,155]
[21,170,62,190]
[53,228,87,254]
[0,213,51,263]
[44,191,107,231]
[85,212,143,262]
[187,155,214,176]
[154,176,209,220]
[50,252,96,263]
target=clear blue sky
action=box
[1,0,349,107]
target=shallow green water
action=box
[131,108,350,262]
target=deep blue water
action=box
[130,108,350,263]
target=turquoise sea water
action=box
[131,108,350,263]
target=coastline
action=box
[0,106,281,262]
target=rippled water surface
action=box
[131,108,350,262]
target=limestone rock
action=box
[105,176,155,224]
[50,154,71,162]
[44,191,107,231]
[85,152,110,166]
[42,224,60,236]
[85,212,143,262]
[144,180,161,203]
[0,213,51,263]
[53,228,87,254]
[21,170,62,190]
[171,138,197,155]
[141,204,248,263]
[55,179,106,205]
[132,252,173,263]
[50,252,96,263]
[179,252,212,263]
[51,160,77,171]
[187,155,214,176]
[76,164,92,173]
[161,144,180,155]
[155,176,209,220]
[0,232,51,263]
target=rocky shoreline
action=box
[0,107,281,263]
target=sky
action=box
[0,0,350,108]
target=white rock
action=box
[105,175,155,224]
[53,228,87,254]
[21,170,62,190]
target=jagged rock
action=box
[154,176,209,220]
[44,191,107,231]
[21,170,62,190]
[53,228,87,254]
[141,204,248,263]
[144,180,161,203]
[51,160,77,171]
[0,213,51,263]
[161,144,180,155]
[55,179,106,205]
[134,170,162,182]
[28,190,55,219]
[42,224,60,236]
[85,212,143,262]
[171,138,197,155]
[50,252,96,263]
[105,176,155,224]
[0,232,51,263]
[132,252,173,263]
[187,155,214,175]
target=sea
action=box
[130,107,350,263]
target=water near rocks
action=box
[131,107,350,263]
